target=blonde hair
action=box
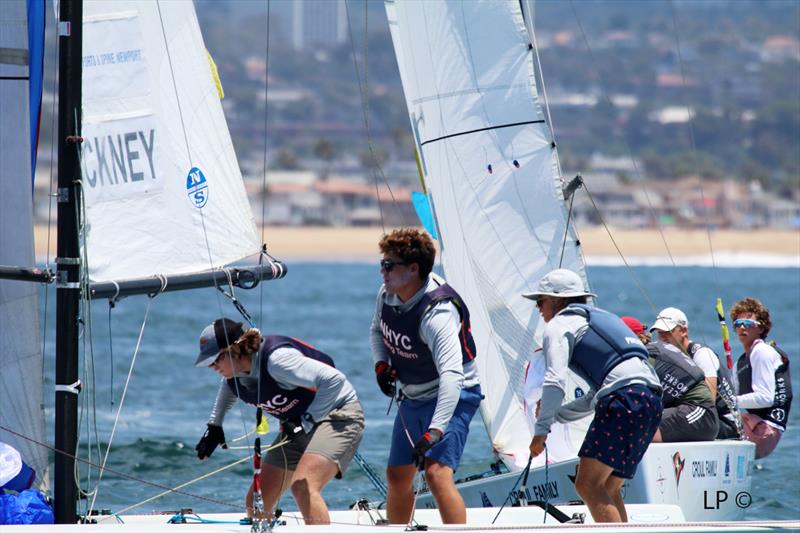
[220,328,262,361]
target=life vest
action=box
[565,304,648,390]
[687,341,738,417]
[227,335,335,422]
[737,340,793,431]
[380,283,476,385]
[648,341,706,408]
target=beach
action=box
[33,224,798,266]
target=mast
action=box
[54,0,82,523]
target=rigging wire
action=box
[567,0,679,272]
[668,0,723,349]
[153,0,258,470]
[344,0,401,233]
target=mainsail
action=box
[0,0,49,490]
[385,0,591,468]
[81,0,259,283]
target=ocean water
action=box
[37,264,800,520]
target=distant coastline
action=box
[33,225,799,267]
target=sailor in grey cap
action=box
[194,318,365,524]
[523,269,662,523]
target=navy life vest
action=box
[380,283,476,385]
[227,335,334,422]
[687,341,738,417]
[737,341,793,431]
[648,341,706,408]
[566,304,648,390]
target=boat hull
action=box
[415,440,756,522]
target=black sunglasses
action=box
[380,259,408,272]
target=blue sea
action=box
[38,264,799,520]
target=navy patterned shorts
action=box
[578,384,663,479]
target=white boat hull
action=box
[415,440,756,522]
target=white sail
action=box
[81,0,259,283]
[0,0,49,491]
[385,0,591,469]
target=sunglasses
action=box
[733,319,760,329]
[380,259,408,272]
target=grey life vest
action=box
[647,341,707,408]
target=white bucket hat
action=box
[522,269,596,300]
[650,307,688,332]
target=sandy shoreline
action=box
[33,225,799,266]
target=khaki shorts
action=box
[264,400,365,477]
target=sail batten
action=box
[386,0,591,469]
[81,1,259,283]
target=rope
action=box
[491,456,532,524]
[87,295,155,516]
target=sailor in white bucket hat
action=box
[523,269,662,523]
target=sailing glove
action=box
[374,361,397,398]
[195,424,227,460]
[281,419,306,440]
[412,428,442,468]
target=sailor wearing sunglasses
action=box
[370,227,481,525]
[730,297,793,459]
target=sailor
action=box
[729,298,793,459]
[649,308,735,439]
[645,340,719,442]
[524,269,662,523]
[193,318,364,525]
[370,227,481,525]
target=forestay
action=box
[0,0,49,491]
[81,1,259,283]
[385,0,591,469]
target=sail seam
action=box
[420,120,544,147]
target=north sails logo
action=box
[672,452,686,488]
[187,167,208,208]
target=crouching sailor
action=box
[193,318,364,524]
[524,269,663,524]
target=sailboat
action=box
[383,0,762,524]
[1,0,795,531]
[1,0,286,526]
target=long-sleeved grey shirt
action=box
[534,306,661,437]
[208,343,358,432]
[370,273,480,432]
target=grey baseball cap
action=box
[195,318,244,367]
[522,269,596,300]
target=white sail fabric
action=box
[386,0,591,469]
[0,0,49,490]
[81,1,259,283]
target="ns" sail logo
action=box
[186,167,208,208]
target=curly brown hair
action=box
[379,227,436,280]
[221,328,262,362]
[729,297,771,338]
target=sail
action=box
[81,1,259,283]
[385,0,591,469]
[0,0,49,490]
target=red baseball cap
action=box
[621,316,645,335]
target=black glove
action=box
[281,419,306,440]
[412,428,442,468]
[375,361,397,398]
[195,424,226,460]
